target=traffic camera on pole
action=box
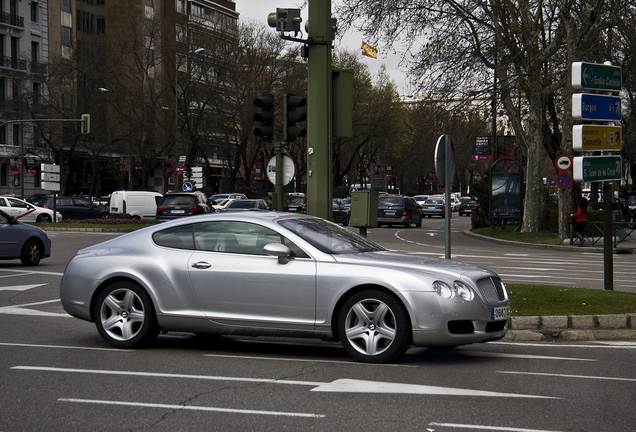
[254,94,274,142]
[284,94,306,142]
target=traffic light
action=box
[185,163,192,180]
[81,113,90,134]
[254,94,274,142]
[285,94,306,141]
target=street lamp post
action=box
[174,47,204,189]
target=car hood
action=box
[332,251,495,280]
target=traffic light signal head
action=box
[254,94,274,142]
[185,163,192,179]
[285,94,306,141]
[81,113,91,134]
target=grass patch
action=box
[472,227,563,245]
[507,284,636,316]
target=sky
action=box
[234,0,411,94]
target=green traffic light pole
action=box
[0,114,89,199]
[306,0,333,220]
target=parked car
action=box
[109,190,163,220]
[221,199,271,212]
[377,195,422,227]
[0,196,62,223]
[156,191,213,223]
[59,212,510,363]
[449,196,461,212]
[421,198,446,218]
[35,196,109,220]
[332,200,350,226]
[459,198,479,216]
[209,193,247,203]
[341,197,351,214]
[0,209,51,266]
[25,193,50,205]
[286,194,307,213]
[413,195,430,207]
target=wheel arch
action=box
[329,284,412,342]
[89,276,155,322]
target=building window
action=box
[13,125,20,147]
[97,16,105,34]
[62,0,71,13]
[0,77,5,109]
[62,26,72,46]
[0,125,5,145]
[31,1,38,23]
[33,82,40,106]
[176,0,185,14]
[63,93,73,109]
[146,0,154,7]
[31,41,39,66]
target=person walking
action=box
[571,197,588,246]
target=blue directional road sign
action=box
[182,182,193,192]
[572,94,621,121]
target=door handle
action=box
[191,261,211,269]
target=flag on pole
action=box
[361,41,378,59]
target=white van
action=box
[109,191,163,220]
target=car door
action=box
[187,221,317,329]
[0,211,22,258]
[6,198,36,221]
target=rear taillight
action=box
[122,200,127,213]
[402,210,408,217]
[189,206,203,213]
[156,206,167,212]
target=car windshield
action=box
[425,199,443,204]
[288,196,305,205]
[378,197,403,207]
[279,217,385,254]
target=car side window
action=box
[153,224,195,249]
[193,221,308,257]
[8,198,28,208]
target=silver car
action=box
[60,212,509,363]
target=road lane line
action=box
[428,422,563,432]
[0,342,127,352]
[499,370,636,382]
[58,398,325,418]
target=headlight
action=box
[433,280,476,301]
[433,281,454,299]
[454,281,475,301]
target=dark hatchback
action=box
[36,196,109,220]
[377,195,422,228]
[156,191,213,222]
[286,195,306,213]
[459,197,479,216]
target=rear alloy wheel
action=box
[36,214,52,223]
[94,282,159,348]
[337,290,411,363]
[20,239,43,266]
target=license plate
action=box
[491,306,510,320]
[385,211,396,215]
[170,210,185,214]
[289,208,298,212]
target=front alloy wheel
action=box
[94,282,159,348]
[338,290,411,363]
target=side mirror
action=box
[263,243,291,264]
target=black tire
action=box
[94,281,159,348]
[415,216,422,228]
[337,290,411,363]
[20,239,43,266]
[99,212,109,219]
[404,217,411,228]
[36,214,52,223]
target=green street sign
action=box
[572,62,622,91]
[573,155,622,182]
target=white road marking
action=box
[203,353,413,367]
[0,284,47,292]
[0,269,64,276]
[58,398,325,418]
[499,371,636,383]
[492,342,636,349]
[0,299,69,317]
[428,422,563,432]
[12,366,557,399]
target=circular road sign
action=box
[555,154,573,171]
[266,154,295,186]
[556,172,573,190]
[182,182,193,192]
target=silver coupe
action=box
[60,212,509,363]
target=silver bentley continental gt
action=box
[60,212,509,363]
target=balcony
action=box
[0,12,24,28]
[0,56,27,71]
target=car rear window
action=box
[378,197,404,207]
[161,195,197,206]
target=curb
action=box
[504,314,636,342]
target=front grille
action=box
[476,277,506,303]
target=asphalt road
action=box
[1,218,635,431]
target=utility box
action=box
[350,189,379,228]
